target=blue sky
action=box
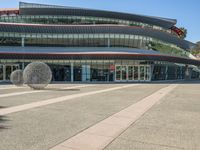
[1,0,199,43]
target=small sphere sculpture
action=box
[23,62,52,90]
[10,69,24,86]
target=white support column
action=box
[165,65,168,80]
[138,65,141,81]
[22,37,25,70]
[21,37,25,47]
[82,65,90,82]
[71,62,74,82]
[22,63,25,70]
[107,38,110,48]
[185,65,190,80]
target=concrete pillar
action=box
[185,65,190,80]
[165,65,168,80]
[82,65,90,82]
[21,37,25,47]
[71,62,74,82]
[22,63,25,70]
[21,37,25,70]
[107,38,110,48]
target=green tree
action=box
[191,41,200,56]
[179,27,187,39]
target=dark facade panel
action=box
[0,23,194,49]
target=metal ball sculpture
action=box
[10,69,24,86]
[23,62,52,90]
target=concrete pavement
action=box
[50,84,177,150]
[0,83,200,150]
[105,83,200,150]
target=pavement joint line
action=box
[0,84,138,116]
[50,84,178,150]
[117,138,184,150]
[0,85,94,98]
[0,86,25,90]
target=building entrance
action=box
[115,65,151,82]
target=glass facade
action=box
[152,65,186,80]
[0,2,199,82]
[0,15,170,33]
[0,32,189,58]
[0,59,197,82]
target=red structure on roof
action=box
[171,26,185,37]
[0,8,19,16]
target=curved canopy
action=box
[19,2,176,29]
[0,47,199,65]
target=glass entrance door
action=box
[145,66,151,81]
[133,66,139,81]
[115,65,128,81]
[128,66,133,80]
[140,66,145,81]
[115,66,121,81]
[121,66,127,81]
[115,65,151,82]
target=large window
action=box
[0,15,155,28]
[0,32,189,58]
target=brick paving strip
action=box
[50,84,178,150]
[0,84,138,116]
[0,85,94,98]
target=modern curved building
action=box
[0,2,200,82]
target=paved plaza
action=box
[0,82,200,150]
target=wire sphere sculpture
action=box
[23,62,52,90]
[10,69,24,86]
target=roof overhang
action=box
[0,47,200,65]
[18,2,176,29]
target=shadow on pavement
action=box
[0,106,10,131]
[0,116,10,130]
[43,88,80,91]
